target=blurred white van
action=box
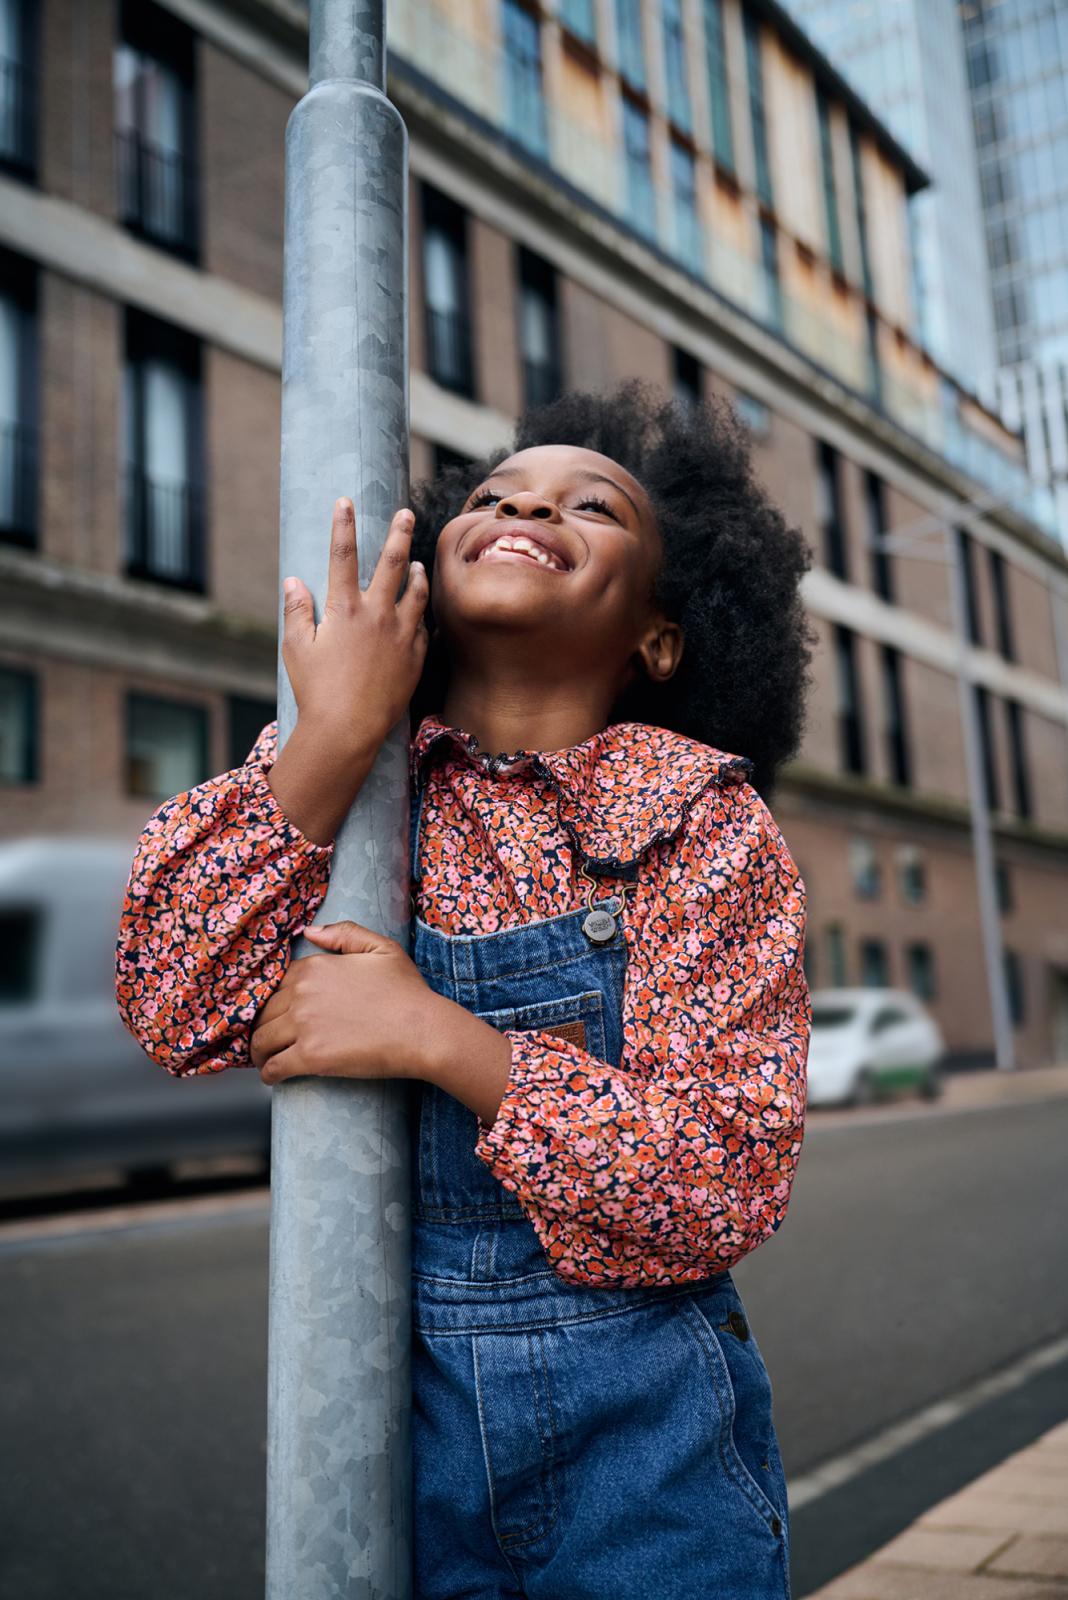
[807,986,946,1108]
[0,836,270,1188]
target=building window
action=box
[560,0,597,46]
[865,472,892,601]
[702,0,733,173]
[881,644,911,787]
[673,346,702,409]
[0,0,37,178]
[759,215,782,331]
[0,246,36,548]
[662,0,691,132]
[816,441,848,579]
[501,0,548,159]
[123,310,205,591]
[422,185,475,398]
[826,922,847,986]
[0,664,37,783]
[906,942,936,1002]
[849,123,873,299]
[816,89,843,275]
[670,138,702,270]
[1005,699,1031,820]
[995,859,1013,914]
[432,442,475,475]
[115,1,198,260]
[1003,948,1025,1026]
[897,845,926,905]
[865,308,882,406]
[956,527,982,645]
[860,938,889,988]
[988,548,1014,660]
[126,692,208,801]
[622,98,655,239]
[850,835,880,899]
[615,0,646,89]
[735,390,770,437]
[517,246,561,409]
[228,694,276,769]
[973,684,999,812]
[835,625,866,775]
[743,9,772,208]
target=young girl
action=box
[117,378,815,1599]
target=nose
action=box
[494,490,561,521]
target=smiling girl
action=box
[117,378,815,1598]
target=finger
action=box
[281,575,315,650]
[325,497,360,610]
[250,1013,297,1070]
[302,920,395,955]
[367,508,417,606]
[397,556,429,628]
[259,1044,305,1086]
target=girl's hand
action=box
[282,498,430,754]
[251,921,442,1084]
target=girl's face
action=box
[430,445,673,688]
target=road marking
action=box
[786,1332,1068,1510]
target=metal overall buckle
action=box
[579,865,628,946]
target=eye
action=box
[574,495,617,518]
[467,487,499,509]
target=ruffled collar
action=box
[408,712,754,878]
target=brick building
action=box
[1,0,1067,1067]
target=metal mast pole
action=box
[268,3,412,1596]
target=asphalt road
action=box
[1,1095,1065,1599]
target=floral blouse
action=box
[116,712,810,1288]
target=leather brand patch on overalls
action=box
[539,1019,587,1051]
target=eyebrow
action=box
[484,465,642,520]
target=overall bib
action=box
[407,778,792,1600]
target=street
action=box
[1,1088,1066,1599]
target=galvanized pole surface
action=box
[268,3,412,1596]
[944,521,1016,1072]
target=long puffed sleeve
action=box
[115,721,333,1077]
[473,782,810,1288]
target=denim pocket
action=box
[680,1289,787,1537]
[474,989,607,1064]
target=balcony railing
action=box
[0,54,36,175]
[0,420,37,545]
[123,468,205,590]
[425,306,474,396]
[116,128,198,257]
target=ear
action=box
[634,616,684,685]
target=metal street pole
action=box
[268,4,412,1597]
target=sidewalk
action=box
[808,1060,1068,1127]
[805,1417,1068,1599]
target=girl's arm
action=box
[115,719,335,1078]
[469,783,811,1288]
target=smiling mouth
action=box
[472,535,571,571]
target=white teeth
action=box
[477,535,566,570]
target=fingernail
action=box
[283,577,296,594]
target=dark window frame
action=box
[817,440,848,580]
[123,307,206,593]
[124,690,210,802]
[849,122,873,299]
[881,642,911,787]
[0,244,38,549]
[673,346,702,409]
[115,0,199,262]
[956,526,982,645]
[743,9,772,208]
[816,87,843,275]
[501,0,548,159]
[906,942,936,1002]
[1005,698,1031,820]
[860,937,889,987]
[702,0,734,174]
[517,245,562,410]
[987,546,1015,660]
[1003,947,1025,1026]
[866,471,892,600]
[835,624,867,776]
[0,0,39,180]
[973,683,999,811]
[0,663,38,784]
[421,184,476,399]
[227,694,276,769]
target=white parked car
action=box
[0,836,271,1189]
[806,986,946,1108]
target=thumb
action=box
[300,920,395,955]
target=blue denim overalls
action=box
[406,775,792,1599]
